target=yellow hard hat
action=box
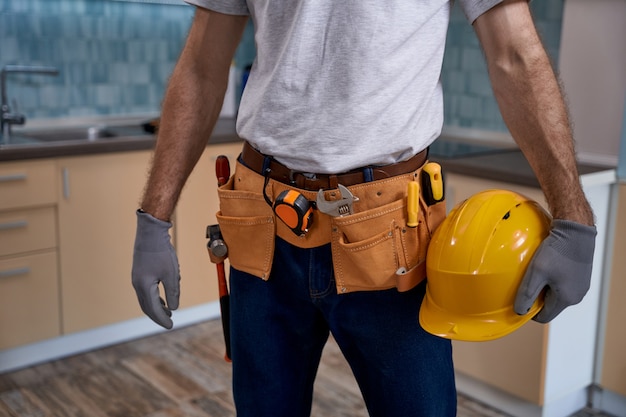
[419,189,552,341]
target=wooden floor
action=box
[0,319,613,416]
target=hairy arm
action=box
[474,0,594,225]
[141,9,248,221]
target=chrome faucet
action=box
[1,65,60,143]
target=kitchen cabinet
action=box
[599,183,626,397]
[55,144,243,334]
[0,140,242,358]
[445,172,548,404]
[0,160,60,349]
[56,151,153,333]
[444,170,614,416]
[174,141,243,307]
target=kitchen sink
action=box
[23,128,116,141]
[3,124,150,146]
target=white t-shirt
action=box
[186,0,503,173]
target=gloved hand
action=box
[514,219,597,323]
[132,209,180,329]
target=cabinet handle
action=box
[62,167,70,199]
[0,267,30,279]
[0,173,27,183]
[0,220,28,231]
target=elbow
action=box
[487,39,554,99]
[489,38,549,79]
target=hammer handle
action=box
[214,154,231,362]
[216,155,231,187]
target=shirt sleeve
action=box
[457,0,504,23]
[184,0,249,16]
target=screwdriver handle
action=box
[407,181,420,228]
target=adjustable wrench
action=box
[316,184,359,217]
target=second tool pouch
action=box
[328,169,446,294]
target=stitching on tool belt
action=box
[332,204,403,226]
[348,172,415,192]
[339,230,394,252]
[220,194,266,202]
[218,217,273,226]
[399,223,423,270]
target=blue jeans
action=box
[229,236,456,417]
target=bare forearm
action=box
[141,66,224,220]
[491,44,593,224]
[140,10,247,221]
[476,1,594,225]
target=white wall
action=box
[558,0,626,166]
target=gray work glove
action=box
[514,219,597,323]
[132,209,180,329]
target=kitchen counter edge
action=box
[0,122,615,189]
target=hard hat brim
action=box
[418,287,544,342]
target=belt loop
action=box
[363,167,374,183]
[329,175,339,189]
[288,170,297,186]
[262,155,272,175]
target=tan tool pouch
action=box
[328,171,446,293]
[215,165,275,280]
[215,161,334,279]
[216,159,446,292]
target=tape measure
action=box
[273,190,314,236]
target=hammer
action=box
[207,155,231,362]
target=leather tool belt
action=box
[240,141,428,190]
[215,142,446,294]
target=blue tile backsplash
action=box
[443,0,564,132]
[0,0,197,118]
[0,0,563,131]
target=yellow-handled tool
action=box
[407,181,420,227]
[421,162,444,206]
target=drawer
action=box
[0,160,56,211]
[0,207,57,257]
[0,251,61,350]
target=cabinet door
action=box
[445,172,547,212]
[444,173,548,405]
[0,159,56,211]
[0,252,60,349]
[0,207,57,257]
[57,151,152,333]
[601,183,626,396]
[175,142,243,306]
